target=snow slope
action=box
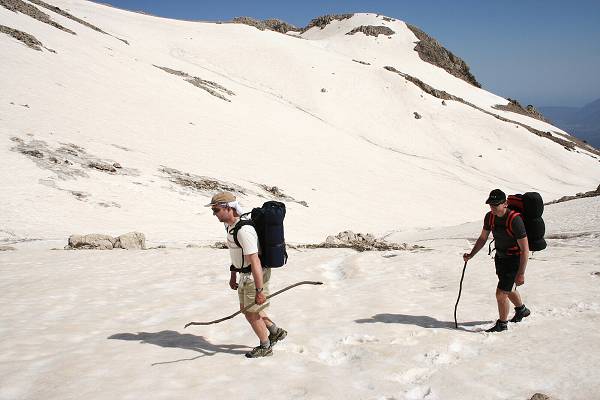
[1,1,598,245]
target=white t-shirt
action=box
[225,218,259,269]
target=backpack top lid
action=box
[507,192,544,218]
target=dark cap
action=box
[485,189,506,205]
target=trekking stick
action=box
[454,261,468,329]
[184,281,323,328]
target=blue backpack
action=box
[230,201,288,269]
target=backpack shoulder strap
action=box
[505,210,520,238]
[229,213,254,247]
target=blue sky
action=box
[100,0,600,107]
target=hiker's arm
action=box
[515,237,529,285]
[463,229,491,262]
[229,270,238,290]
[246,253,266,304]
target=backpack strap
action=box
[505,210,521,255]
[228,215,254,271]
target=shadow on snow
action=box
[355,313,491,332]
[108,330,248,365]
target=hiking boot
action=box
[268,327,287,346]
[245,345,273,358]
[485,319,508,333]
[510,305,531,323]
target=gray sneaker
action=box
[268,327,287,346]
[245,345,273,358]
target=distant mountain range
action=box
[540,98,600,148]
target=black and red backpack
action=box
[489,192,547,253]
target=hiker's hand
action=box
[229,278,238,290]
[515,273,525,286]
[463,253,472,262]
[255,291,266,305]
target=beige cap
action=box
[204,191,236,207]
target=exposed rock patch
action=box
[230,17,300,34]
[493,99,549,122]
[231,16,267,31]
[405,23,480,88]
[301,231,424,252]
[414,112,422,119]
[0,245,17,251]
[545,185,600,205]
[256,184,308,207]
[0,0,75,34]
[346,25,395,37]
[154,65,235,102]
[10,137,138,179]
[352,59,371,65]
[263,18,300,33]
[383,67,600,157]
[160,166,246,195]
[66,232,146,250]
[530,394,556,400]
[0,25,55,52]
[302,14,354,32]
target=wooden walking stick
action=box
[185,281,323,328]
[454,261,468,329]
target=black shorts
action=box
[495,255,519,292]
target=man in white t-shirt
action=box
[206,191,287,358]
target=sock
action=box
[260,340,270,349]
[515,304,526,311]
[267,323,278,335]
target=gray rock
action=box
[88,160,117,173]
[346,25,395,37]
[530,394,555,400]
[114,232,146,249]
[0,245,16,251]
[67,234,116,250]
[302,14,354,32]
[414,112,422,119]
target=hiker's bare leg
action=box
[260,311,273,328]
[496,288,510,321]
[244,311,269,342]
[507,289,523,307]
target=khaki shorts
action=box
[238,268,271,313]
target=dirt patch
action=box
[10,136,138,179]
[493,99,549,123]
[300,231,424,252]
[383,66,600,157]
[302,14,354,32]
[0,0,75,34]
[154,65,235,102]
[405,23,480,88]
[160,166,246,195]
[346,25,395,37]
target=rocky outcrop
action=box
[383,67,600,157]
[161,166,246,194]
[493,99,549,122]
[0,25,53,52]
[302,14,354,32]
[256,184,308,207]
[232,16,267,31]
[0,245,16,251]
[154,65,235,102]
[10,137,137,179]
[346,25,395,37]
[530,394,556,400]
[67,234,117,250]
[263,18,300,33]
[66,232,146,250]
[405,23,481,88]
[545,185,600,205]
[114,232,146,249]
[0,0,75,34]
[302,231,424,252]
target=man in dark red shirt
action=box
[463,189,531,332]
